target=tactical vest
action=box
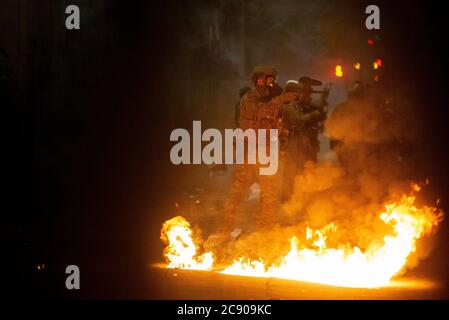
[238,88,279,131]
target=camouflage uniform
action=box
[280,80,327,199]
[283,81,326,162]
[222,67,298,231]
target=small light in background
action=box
[373,59,382,70]
[335,65,343,77]
[354,62,361,70]
[368,39,374,46]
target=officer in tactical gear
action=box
[283,77,328,161]
[279,77,329,200]
[221,66,299,234]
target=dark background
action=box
[2,0,449,298]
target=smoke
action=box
[199,81,441,275]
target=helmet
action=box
[284,80,302,93]
[251,66,277,84]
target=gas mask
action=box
[266,76,283,98]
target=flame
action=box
[161,187,443,288]
[335,65,343,77]
[160,216,214,270]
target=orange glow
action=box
[335,65,343,77]
[354,62,361,70]
[161,186,443,288]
